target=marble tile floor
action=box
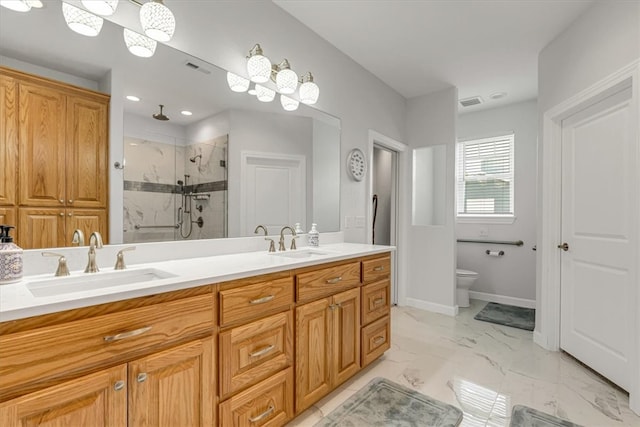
[289,300,640,427]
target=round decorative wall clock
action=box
[347,148,366,181]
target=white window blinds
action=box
[456,134,514,216]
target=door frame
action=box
[367,130,407,305]
[537,60,640,413]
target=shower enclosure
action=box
[123,132,228,243]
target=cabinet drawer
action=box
[0,293,214,401]
[362,255,390,284]
[219,311,293,400]
[296,261,361,302]
[361,315,390,367]
[219,367,293,427]
[362,279,390,325]
[219,277,293,327]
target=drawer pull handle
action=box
[249,405,275,423]
[104,326,152,342]
[326,276,342,284]
[137,373,147,383]
[114,380,125,391]
[373,298,385,306]
[373,336,386,345]
[249,345,275,358]
[250,295,275,305]
[373,266,385,272]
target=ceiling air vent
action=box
[459,96,483,108]
[184,61,212,75]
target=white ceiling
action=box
[273,0,595,111]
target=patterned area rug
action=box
[474,302,535,331]
[510,405,582,426]
[314,377,463,427]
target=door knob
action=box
[557,243,569,251]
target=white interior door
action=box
[241,152,305,236]
[560,84,637,390]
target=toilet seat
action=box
[456,268,477,277]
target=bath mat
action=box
[313,377,463,427]
[510,405,582,427]
[474,302,535,331]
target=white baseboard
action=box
[468,290,536,308]
[405,297,458,317]
[533,330,548,349]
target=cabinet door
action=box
[0,364,127,427]
[331,287,361,387]
[18,82,66,207]
[66,208,108,246]
[0,74,17,207]
[128,337,215,427]
[66,95,108,208]
[295,298,331,413]
[18,207,65,249]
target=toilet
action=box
[456,268,478,308]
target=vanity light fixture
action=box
[272,59,298,95]
[28,0,41,6]
[299,72,319,105]
[280,95,299,111]
[140,0,175,42]
[81,0,118,16]
[126,95,140,101]
[226,72,250,93]
[123,28,157,58]
[255,84,275,103]
[62,2,104,37]
[0,0,31,12]
[246,44,271,83]
[248,85,257,96]
[181,110,192,116]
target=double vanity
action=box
[0,243,393,426]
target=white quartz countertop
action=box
[0,243,394,322]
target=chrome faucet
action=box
[84,232,104,273]
[254,225,276,252]
[71,229,85,246]
[279,226,297,251]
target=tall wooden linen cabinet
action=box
[0,66,109,249]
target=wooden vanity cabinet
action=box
[0,286,216,427]
[360,254,392,368]
[0,66,109,249]
[217,273,295,427]
[295,261,362,414]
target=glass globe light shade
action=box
[226,72,250,93]
[276,68,298,95]
[28,0,43,8]
[299,80,319,105]
[81,0,118,16]
[140,0,175,42]
[0,0,31,12]
[124,28,157,58]
[280,95,299,112]
[255,84,275,103]
[62,2,104,37]
[247,55,271,83]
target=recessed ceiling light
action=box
[181,110,193,116]
[490,92,507,100]
[126,95,140,101]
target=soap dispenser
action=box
[307,223,319,247]
[0,225,23,284]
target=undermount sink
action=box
[269,249,331,259]
[26,268,177,297]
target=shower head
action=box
[153,104,169,121]
[189,154,202,163]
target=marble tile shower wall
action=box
[123,136,228,243]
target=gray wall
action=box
[457,99,538,302]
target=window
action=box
[456,134,514,218]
